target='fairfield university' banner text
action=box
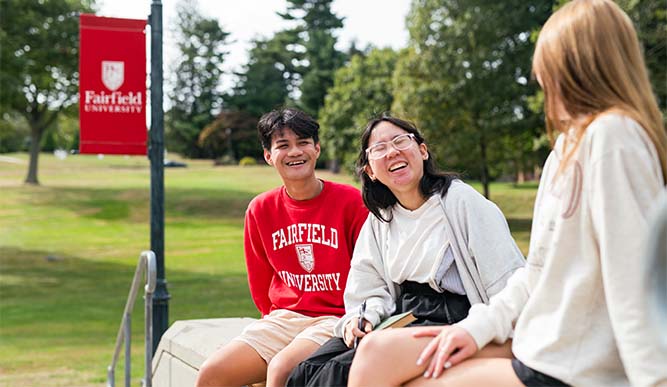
[79,14,147,155]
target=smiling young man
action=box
[195,108,368,387]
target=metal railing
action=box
[107,251,157,387]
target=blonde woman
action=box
[347,0,667,386]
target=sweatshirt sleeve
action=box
[454,162,557,349]
[455,266,533,348]
[450,183,526,298]
[333,216,396,337]
[589,142,667,386]
[243,203,273,317]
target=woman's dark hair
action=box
[257,107,320,150]
[356,114,458,222]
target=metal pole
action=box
[149,0,169,355]
[124,314,131,387]
[145,291,154,387]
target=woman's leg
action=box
[348,327,513,387]
[405,358,522,387]
[196,340,267,387]
[265,338,321,387]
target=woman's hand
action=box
[414,325,478,378]
[343,317,373,348]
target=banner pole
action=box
[149,0,169,354]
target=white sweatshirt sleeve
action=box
[588,127,667,386]
[454,154,558,349]
[455,265,534,348]
[333,216,397,337]
[448,182,526,298]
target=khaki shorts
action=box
[233,309,339,363]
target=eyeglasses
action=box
[365,133,416,160]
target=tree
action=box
[0,0,95,184]
[319,48,399,173]
[278,0,346,116]
[166,0,229,158]
[607,0,666,114]
[393,0,551,198]
[202,35,295,162]
[227,36,291,118]
[198,110,260,162]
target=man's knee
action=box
[196,357,233,386]
[195,360,217,387]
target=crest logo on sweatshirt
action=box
[296,244,315,273]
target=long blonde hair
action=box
[532,0,667,182]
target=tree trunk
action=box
[24,125,44,185]
[328,158,340,174]
[516,159,525,184]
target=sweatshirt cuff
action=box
[454,308,497,350]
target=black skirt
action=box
[285,281,471,387]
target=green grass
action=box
[0,152,536,386]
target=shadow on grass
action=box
[0,246,258,335]
[0,246,258,385]
[507,217,532,234]
[512,182,540,190]
[13,186,259,222]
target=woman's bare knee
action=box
[266,352,298,387]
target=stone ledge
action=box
[152,318,257,387]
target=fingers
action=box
[420,328,478,379]
[352,322,369,341]
[413,326,443,338]
[447,344,475,367]
[344,318,372,348]
[430,336,457,378]
[363,320,373,333]
[416,335,440,367]
[343,318,358,347]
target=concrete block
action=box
[152,318,257,386]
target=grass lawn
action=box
[0,152,536,386]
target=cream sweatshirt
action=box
[457,114,667,386]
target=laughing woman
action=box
[348,1,667,386]
[286,115,525,387]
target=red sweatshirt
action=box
[244,180,368,318]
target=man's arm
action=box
[243,206,274,316]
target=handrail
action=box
[107,251,157,387]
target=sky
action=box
[98,0,411,91]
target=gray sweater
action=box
[333,180,525,336]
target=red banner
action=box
[79,14,147,155]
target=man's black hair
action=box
[257,107,320,150]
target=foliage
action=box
[0,0,96,184]
[226,37,292,118]
[392,0,551,197]
[615,0,666,114]
[199,109,261,161]
[319,48,399,173]
[239,156,258,166]
[0,112,29,153]
[278,0,346,116]
[216,35,295,160]
[166,0,230,159]
[40,105,80,152]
